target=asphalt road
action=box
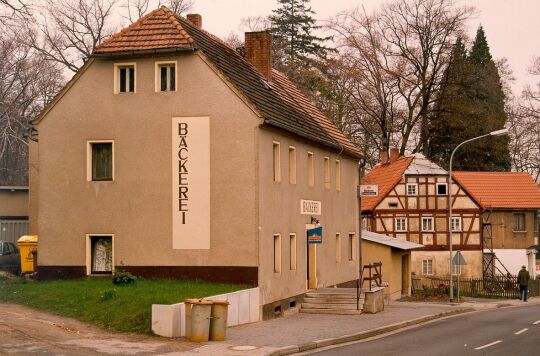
[313,303,540,356]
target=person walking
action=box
[517,265,530,302]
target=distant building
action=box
[30,8,362,317]
[0,172,28,244]
[361,151,483,278]
[453,172,540,278]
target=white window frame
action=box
[422,259,433,276]
[451,217,462,232]
[335,159,341,192]
[421,217,434,232]
[289,233,297,270]
[273,141,281,182]
[436,183,448,196]
[451,263,461,276]
[395,217,407,232]
[85,234,115,276]
[307,152,314,187]
[288,146,297,184]
[114,62,136,94]
[87,140,115,182]
[406,183,418,196]
[155,60,177,92]
[273,234,281,273]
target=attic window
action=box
[156,61,176,92]
[389,202,398,208]
[114,63,136,94]
[436,183,448,196]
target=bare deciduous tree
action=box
[326,0,473,166]
[122,0,150,23]
[510,57,540,181]
[25,0,118,73]
[0,32,63,185]
[160,0,193,15]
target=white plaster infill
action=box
[151,287,260,338]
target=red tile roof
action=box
[361,156,413,211]
[94,8,194,54]
[91,7,361,158]
[452,171,540,209]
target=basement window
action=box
[155,61,177,92]
[114,63,136,93]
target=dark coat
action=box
[518,269,530,286]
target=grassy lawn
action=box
[0,276,247,334]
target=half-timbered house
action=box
[361,151,483,278]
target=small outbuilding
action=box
[362,230,423,300]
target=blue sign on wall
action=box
[307,226,323,244]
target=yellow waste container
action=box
[17,235,38,274]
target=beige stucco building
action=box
[453,172,540,278]
[361,230,423,300]
[361,153,483,279]
[30,8,362,315]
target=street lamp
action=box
[448,128,509,301]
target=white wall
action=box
[152,287,260,338]
[491,249,537,278]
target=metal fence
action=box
[425,275,540,299]
[0,219,28,244]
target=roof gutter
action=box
[0,186,29,191]
[91,47,196,58]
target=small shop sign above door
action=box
[301,200,321,215]
[307,226,323,244]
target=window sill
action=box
[513,231,527,233]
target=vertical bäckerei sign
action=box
[172,117,210,249]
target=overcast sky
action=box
[191,0,539,96]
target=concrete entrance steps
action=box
[300,288,365,315]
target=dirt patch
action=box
[0,303,197,355]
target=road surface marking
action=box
[514,328,528,335]
[533,320,540,325]
[474,340,502,350]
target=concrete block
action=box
[238,290,250,324]
[227,293,240,326]
[363,287,385,314]
[249,288,260,322]
[151,303,182,338]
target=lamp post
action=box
[448,128,509,301]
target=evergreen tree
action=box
[427,27,511,171]
[269,0,332,66]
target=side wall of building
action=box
[258,128,359,305]
[486,211,537,249]
[34,53,262,282]
[0,190,28,216]
[412,250,482,279]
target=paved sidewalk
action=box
[181,297,540,356]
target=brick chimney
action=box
[380,150,389,164]
[390,148,399,163]
[244,31,272,82]
[186,14,202,28]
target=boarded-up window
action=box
[90,236,112,274]
[324,157,330,189]
[289,146,296,184]
[274,234,281,273]
[289,233,297,270]
[335,233,341,262]
[307,152,314,187]
[348,233,355,261]
[273,142,281,182]
[335,160,341,191]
